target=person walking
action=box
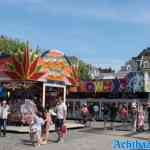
[81,104,89,126]
[21,99,37,125]
[55,96,67,143]
[147,102,150,130]
[21,99,38,142]
[119,104,128,128]
[93,103,99,121]
[87,103,99,127]
[131,102,137,132]
[137,104,145,132]
[102,103,109,130]
[110,102,118,130]
[0,101,2,135]
[42,108,52,143]
[0,100,10,137]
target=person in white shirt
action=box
[55,97,67,143]
[21,99,37,125]
[0,100,9,137]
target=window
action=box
[143,61,150,68]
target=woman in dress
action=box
[137,105,145,132]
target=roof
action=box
[0,56,11,80]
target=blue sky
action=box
[1,0,150,70]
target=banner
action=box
[103,80,112,92]
[112,79,120,93]
[79,81,104,92]
[69,72,144,93]
[119,78,128,92]
[85,81,95,92]
[94,81,103,92]
[79,81,87,92]
[128,72,144,93]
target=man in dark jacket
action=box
[110,102,118,130]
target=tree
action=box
[79,60,91,81]
[0,35,43,56]
[65,56,91,82]
[0,35,29,55]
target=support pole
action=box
[64,86,66,103]
[42,83,46,108]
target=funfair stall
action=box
[0,49,68,125]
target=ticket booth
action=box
[42,82,66,108]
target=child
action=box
[31,112,45,146]
[137,105,145,132]
[42,109,52,143]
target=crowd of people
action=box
[1,97,150,147]
[80,103,100,127]
[80,101,150,132]
[0,96,67,147]
[21,96,67,146]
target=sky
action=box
[0,0,150,71]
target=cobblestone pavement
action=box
[0,121,150,150]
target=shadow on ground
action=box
[78,125,125,135]
[21,139,34,146]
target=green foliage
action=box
[79,60,91,81]
[65,56,91,81]
[0,35,28,55]
[0,35,42,56]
